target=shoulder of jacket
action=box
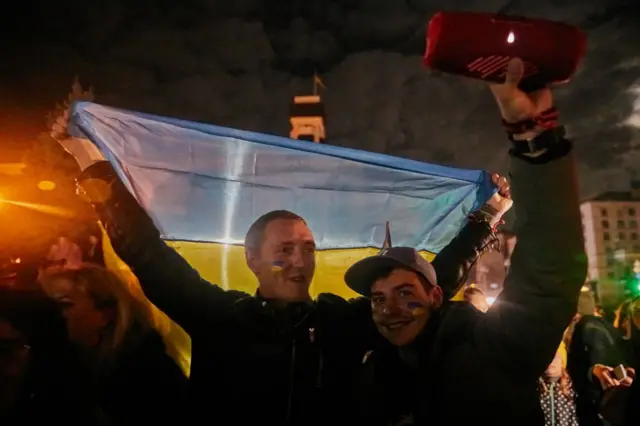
[230,290,262,310]
[315,292,350,306]
[438,302,483,337]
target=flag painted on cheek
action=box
[271,261,284,273]
[72,101,495,298]
[408,302,427,317]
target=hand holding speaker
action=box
[488,58,553,125]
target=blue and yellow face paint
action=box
[407,301,427,317]
[271,261,284,273]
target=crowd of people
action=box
[1,58,638,425]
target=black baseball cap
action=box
[344,247,438,297]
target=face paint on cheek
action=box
[271,261,284,273]
[408,302,426,317]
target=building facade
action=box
[581,188,640,304]
[289,95,326,143]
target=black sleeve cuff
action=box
[509,126,573,165]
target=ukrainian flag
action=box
[70,102,495,372]
[70,100,496,296]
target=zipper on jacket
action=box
[285,339,297,426]
[308,327,323,388]
[550,382,556,426]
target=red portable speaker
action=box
[424,12,587,91]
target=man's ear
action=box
[245,247,259,274]
[430,285,444,308]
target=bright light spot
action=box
[489,283,499,289]
[507,31,515,44]
[12,258,20,264]
[486,297,496,305]
[581,285,590,292]
[37,180,56,191]
[637,283,640,291]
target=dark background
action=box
[1,0,639,196]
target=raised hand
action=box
[487,173,513,216]
[488,58,554,125]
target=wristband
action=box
[509,126,566,156]
[502,107,559,136]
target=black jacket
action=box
[351,141,587,426]
[88,329,189,426]
[568,314,640,426]
[78,161,498,426]
[567,315,625,426]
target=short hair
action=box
[463,286,485,300]
[244,210,306,252]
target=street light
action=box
[37,180,56,191]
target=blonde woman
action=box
[539,342,579,426]
[40,264,188,425]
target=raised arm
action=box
[477,59,587,377]
[432,203,505,301]
[76,159,243,334]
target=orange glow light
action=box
[37,180,56,191]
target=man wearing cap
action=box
[346,58,587,426]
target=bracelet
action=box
[509,126,566,156]
[502,107,559,136]
[466,215,502,253]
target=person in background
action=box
[39,264,188,426]
[609,297,639,425]
[45,236,84,269]
[539,342,579,426]
[567,302,635,426]
[0,287,91,425]
[462,286,489,313]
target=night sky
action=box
[1,0,639,197]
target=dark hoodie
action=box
[0,288,86,425]
[70,325,189,426]
[620,330,639,425]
